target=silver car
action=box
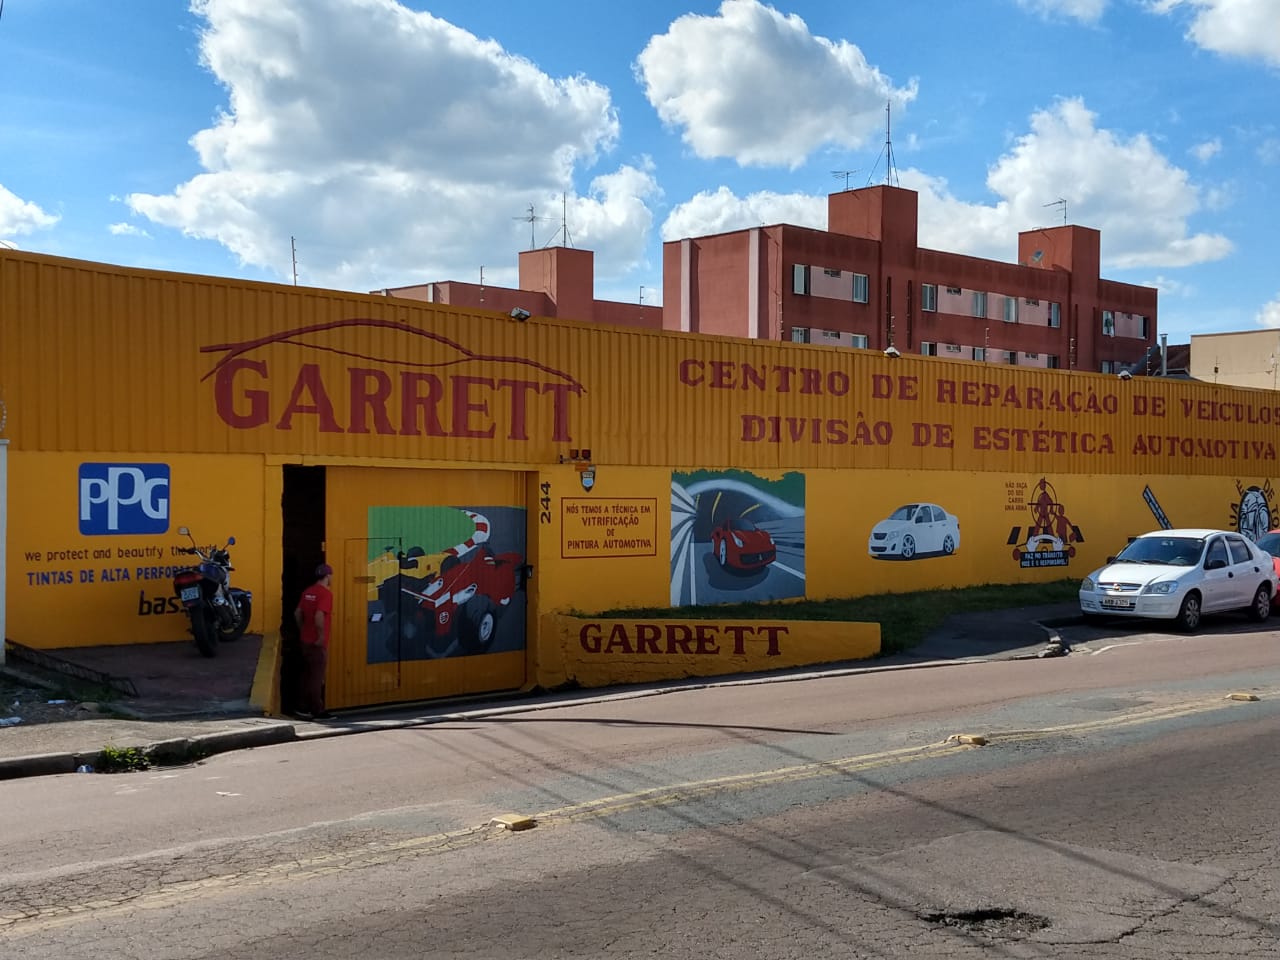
[1079,528,1279,632]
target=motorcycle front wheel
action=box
[192,609,218,658]
[218,595,251,642]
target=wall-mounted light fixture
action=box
[510,307,531,321]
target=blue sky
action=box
[1,0,1277,340]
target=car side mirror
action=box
[227,536,236,546]
[1205,558,1227,571]
[1106,556,1116,564]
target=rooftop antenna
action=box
[865,100,899,187]
[831,169,858,191]
[544,193,575,248]
[1043,198,1067,226]
[290,236,298,285]
[513,204,551,250]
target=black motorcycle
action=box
[172,526,253,658]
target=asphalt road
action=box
[3,624,1280,958]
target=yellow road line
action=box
[2,689,1269,936]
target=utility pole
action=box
[291,236,298,285]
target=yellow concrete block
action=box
[490,813,536,831]
[1228,692,1260,702]
[948,734,988,746]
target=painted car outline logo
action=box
[200,318,586,440]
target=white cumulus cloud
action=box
[108,222,151,238]
[0,183,59,237]
[635,0,916,169]
[1190,137,1222,162]
[1016,0,1109,23]
[662,98,1232,271]
[129,0,652,291]
[1149,0,1280,67]
[1259,295,1280,329]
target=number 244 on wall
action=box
[539,482,552,524]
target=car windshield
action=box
[888,505,919,521]
[1255,532,1280,558]
[729,518,758,532]
[1114,536,1205,566]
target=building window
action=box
[792,264,809,295]
[944,343,963,353]
[946,286,962,295]
[823,268,841,278]
[1026,352,1039,359]
[790,327,810,343]
[972,291,987,317]
[853,273,869,303]
[1003,296,1018,323]
[1100,360,1114,373]
[850,333,869,349]
[1046,355,1060,368]
[1049,302,1061,328]
[973,347,986,361]
[921,341,937,356]
[1102,310,1115,336]
[820,329,843,341]
[1139,315,1150,338]
[1024,297,1040,306]
[1007,351,1018,365]
[921,283,937,312]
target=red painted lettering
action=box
[214,358,270,428]
[348,367,394,434]
[277,363,341,432]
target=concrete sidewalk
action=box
[0,603,1078,781]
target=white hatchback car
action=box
[1078,528,1279,632]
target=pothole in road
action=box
[921,908,1051,939]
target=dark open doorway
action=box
[280,465,326,713]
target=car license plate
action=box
[180,586,200,602]
[1101,597,1133,609]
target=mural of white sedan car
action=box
[868,503,961,560]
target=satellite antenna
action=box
[1043,198,1067,226]
[831,169,858,191]
[513,205,551,250]
[865,101,899,187]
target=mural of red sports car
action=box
[710,517,777,572]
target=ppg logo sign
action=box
[78,463,170,535]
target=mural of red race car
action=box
[710,517,777,572]
[381,545,525,657]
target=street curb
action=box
[0,751,77,780]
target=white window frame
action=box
[972,291,987,318]
[1049,302,1061,328]
[790,327,810,343]
[1007,350,1018,365]
[852,273,870,304]
[973,347,986,361]
[1046,355,1060,369]
[792,264,809,295]
[920,341,937,356]
[921,283,938,312]
[850,333,869,349]
[1102,310,1116,337]
[1003,296,1018,323]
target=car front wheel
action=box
[901,535,916,560]
[1176,592,1202,632]
[1246,584,1271,622]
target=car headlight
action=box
[1080,577,1095,592]
[884,530,900,541]
[732,534,744,548]
[1144,581,1179,595]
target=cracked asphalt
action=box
[2,625,1279,958]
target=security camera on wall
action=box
[1118,369,1132,380]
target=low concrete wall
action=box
[541,614,881,689]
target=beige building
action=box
[1190,330,1280,389]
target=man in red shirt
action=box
[293,563,335,720]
